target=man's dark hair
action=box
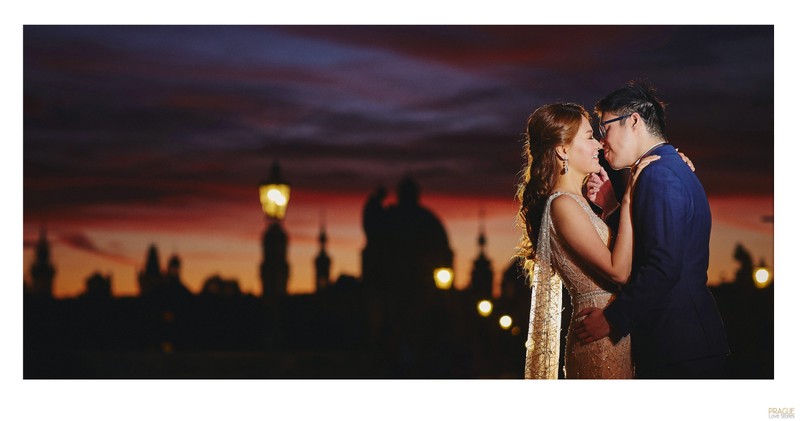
[595,80,668,139]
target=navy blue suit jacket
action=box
[604,144,729,370]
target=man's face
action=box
[599,112,637,169]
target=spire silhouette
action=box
[470,207,493,299]
[315,209,332,292]
[136,245,191,299]
[30,226,55,297]
[138,244,162,296]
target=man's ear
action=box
[630,112,641,131]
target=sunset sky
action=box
[22,25,774,298]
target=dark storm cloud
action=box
[254,129,524,196]
[283,26,659,70]
[23,25,773,220]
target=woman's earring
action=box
[562,157,569,175]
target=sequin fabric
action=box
[524,192,633,379]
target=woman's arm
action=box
[551,156,660,285]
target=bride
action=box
[516,102,664,379]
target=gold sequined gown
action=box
[524,192,633,379]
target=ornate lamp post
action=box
[259,161,291,299]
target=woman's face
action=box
[565,117,603,176]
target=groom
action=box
[576,81,729,378]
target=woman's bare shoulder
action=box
[550,193,595,230]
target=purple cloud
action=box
[23,25,773,224]
[58,232,137,265]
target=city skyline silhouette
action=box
[24,172,772,380]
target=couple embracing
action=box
[518,81,729,379]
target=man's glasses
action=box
[598,114,632,139]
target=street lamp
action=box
[753,265,772,289]
[477,300,493,317]
[259,162,291,221]
[434,267,454,290]
[499,315,513,330]
[259,161,291,299]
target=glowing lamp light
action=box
[499,315,513,330]
[477,300,493,317]
[434,267,454,290]
[267,188,287,206]
[259,162,291,221]
[259,184,290,220]
[753,267,771,288]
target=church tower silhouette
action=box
[136,245,192,299]
[138,244,162,296]
[469,209,494,300]
[314,211,331,292]
[166,254,181,280]
[260,216,289,298]
[163,253,192,299]
[30,227,55,297]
